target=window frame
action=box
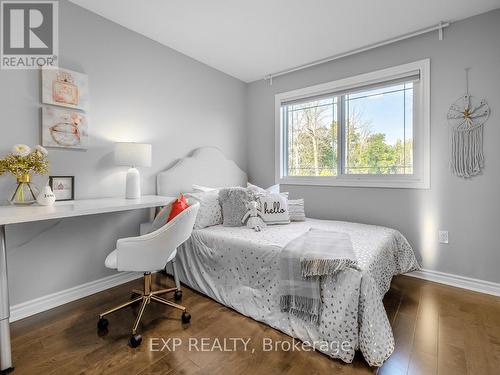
[275,59,430,189]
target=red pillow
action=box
[167,194,189,223]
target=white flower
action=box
[12,144,31,157]
[34,145,48,156]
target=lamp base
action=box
[125,167,141,199]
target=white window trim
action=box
[275,59,430,189]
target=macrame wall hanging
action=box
[447,68,490,178]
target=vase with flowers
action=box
[0,144,49,205]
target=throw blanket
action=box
[280,228,359,324]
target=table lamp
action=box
[114,142,152,199]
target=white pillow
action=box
[192,184,218,192]
[288,199,306,221]
[150,203,173,232]
[184,191,222,229]
[247,182,281,195]
[258,193,290,225]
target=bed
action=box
[157,147,419,367]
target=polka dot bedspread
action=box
[175,218,419,366]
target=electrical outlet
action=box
[438,230,449,244]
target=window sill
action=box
[277,176,430,189]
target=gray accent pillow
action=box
[218,187,254,227]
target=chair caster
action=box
[97,318,109,330]
[181,311,191,324]
[174,290,182,301]
[129,334,142,348]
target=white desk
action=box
[0,195,174,373]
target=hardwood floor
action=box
[9,274,500,375]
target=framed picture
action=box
[42,67,89,111]
[42,106,88,150]
[49,176,75,201]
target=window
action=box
[285,97,338,177]
[276,60,430,188]
[344,82,413,175]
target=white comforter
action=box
[175,219,419,366]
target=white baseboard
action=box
[407,269,500,297]
[10,271,142,322]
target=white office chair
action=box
[97,202,200,348]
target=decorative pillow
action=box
[218,187,254,227]
[288,199,306,221]
[247,182,280,195]
[258,193,290,225]
[167,194,189,222]
[192,184,218,192]
[185,190,222,229]
[150,203,173,232]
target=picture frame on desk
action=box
[49,176,75,201]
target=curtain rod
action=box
[263,21,450,84]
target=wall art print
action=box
[42,67,89,111]
[42,106,88,150]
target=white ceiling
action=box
[69,0,499,82]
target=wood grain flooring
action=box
[9,274,500,375]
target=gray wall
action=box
[2,2,498,308]
[0,1,247,305]
[247,10,500,283]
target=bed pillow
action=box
[192,184,219,192]
[185,190,222,229]
[167,194,189,222]
[288,199,306,221]
[258,193,290,225]
[218,187,254,227]
[247,182,280,195]
[150,203,173,232]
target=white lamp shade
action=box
[114,142,152,167]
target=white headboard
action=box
[157,147,247,196]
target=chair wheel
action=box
[181,311,191,324]
[174,290,182,301]
[129,334,142,348]
[97,318,109,330]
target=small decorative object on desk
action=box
[36,183,56,206]
[49,176,74,201]
[0,144,49,205]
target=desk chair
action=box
[97,202,200,347]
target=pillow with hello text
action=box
[257,193,290,225]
